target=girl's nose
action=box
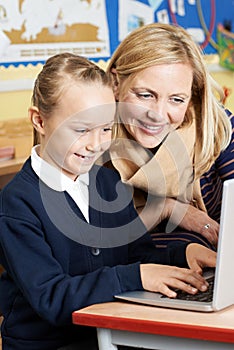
[86,130,102,152]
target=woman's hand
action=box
[140,263,209,298]
[186,243,217,274]
[165,198,219,247]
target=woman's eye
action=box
[171,97,185,104]
[103,127,112,132]
[137,92,153,99]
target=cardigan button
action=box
[91,248,101,256]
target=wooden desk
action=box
[0,118,32,188]
[72,302,234,350]
[0,157,26,188]
[0,157,26,177]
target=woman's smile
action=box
[137,119,168,135]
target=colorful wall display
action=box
[0,0,233,67]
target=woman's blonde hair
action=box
[32,52,112,145]
[107,23,232,177]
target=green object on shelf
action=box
[217,24,234,71]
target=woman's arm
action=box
[138,196,219,246]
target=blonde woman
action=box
[105,23,234,249]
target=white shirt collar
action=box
[31,145,89,191]
[31,146,90,222]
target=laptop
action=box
[115,178,234,312]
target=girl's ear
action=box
[29,106,45,136]
[110,67,120,101]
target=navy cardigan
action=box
[0,159,188,350]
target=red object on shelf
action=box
[0,146,15,161]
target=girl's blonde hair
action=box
[107,23,232,177]
[32,52,112,145]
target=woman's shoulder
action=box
[225,109,234,142]
[225,108,234,124]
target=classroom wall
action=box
[0,59,111,120]
[0,64,42,120]
[0,0,234,121]
[0,57,234,123]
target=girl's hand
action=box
[186,243,217,274]
[140,263,209,298]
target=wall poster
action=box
[0,0,110,66]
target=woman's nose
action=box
[147,106,167,123]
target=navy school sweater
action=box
[0,159,188,350]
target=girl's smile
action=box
[74,152,96,163]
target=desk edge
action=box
[72,312,234,343]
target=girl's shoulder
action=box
[90,164,131,202]
[0,158,40,210]
[92,163,121,181]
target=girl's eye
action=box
[75,129,88,134]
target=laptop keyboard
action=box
[161,275,215,303]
